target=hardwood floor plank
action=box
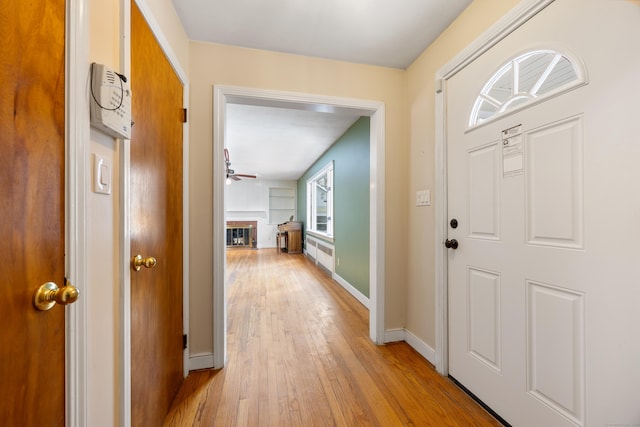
[164,249,501,426]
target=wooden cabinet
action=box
[277,221,302,254]
[285,230,302,254]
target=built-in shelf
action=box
[269,187,295,224]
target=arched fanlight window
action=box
[469,49,586,127]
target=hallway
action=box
[164,249,500,426]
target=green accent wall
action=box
[297,117,370,298]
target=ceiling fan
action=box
[224,148,257,181]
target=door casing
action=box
[213,86,386,368]
[434,0,556,375]
[67,0,90,424]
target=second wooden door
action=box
[130,2,185,425]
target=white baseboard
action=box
[384,328,436,366]
[330,274,434,368]
[188,352,215,371]
[333,273,370,309]
[384,328,406,343]
[404,329,436,365]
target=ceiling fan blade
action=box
[234,174,257,179]
[229,175,241,181]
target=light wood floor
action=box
[164,249,501,426]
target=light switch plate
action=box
[416,189,431,206]
[93,154,112,195]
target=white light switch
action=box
[99,164,109,186]
[93,154,112,195]
[416,189,431,206]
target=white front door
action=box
[446,1,640,426]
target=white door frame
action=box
[433,0,555,375]
[212,85,386,368]
[119,1,191,425]
[66,0,89,424]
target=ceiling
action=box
[173,0,472,69]
[173,0,473,181]
[225,104,360,181]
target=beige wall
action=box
[404,0,521,349]
[86,0,188,425]
[188,43,407,355]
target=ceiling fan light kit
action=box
[224,148,257,182]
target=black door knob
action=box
[445,239,459,249]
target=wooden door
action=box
[0,0,67,425]
[447,1,640,425]
[130,2,184,425]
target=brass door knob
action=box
[132,254,157,271]
[34,281,80,311]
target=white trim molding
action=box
[333,273,370,310]
[119,1,132,425]
[304,242,370,322]
[213,85,387,370]
[66,0,89,425]
[437,0,556,81]
[384,328,406,343]
[384,329,436,366]
[189,353,216,371]
[434,0,556,375]
[404,330,436,366]
[133,0,188,83]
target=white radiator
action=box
[305,236,334,273]
[307,237,317,259]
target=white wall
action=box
[226,179,297,248]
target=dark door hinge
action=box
[182,108,188,123]
[183,334,188,349]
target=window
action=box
[307,162,333,237]
[469,49,585,127]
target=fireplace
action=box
[226,221,257,249]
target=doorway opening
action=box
[212,85,386,367]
